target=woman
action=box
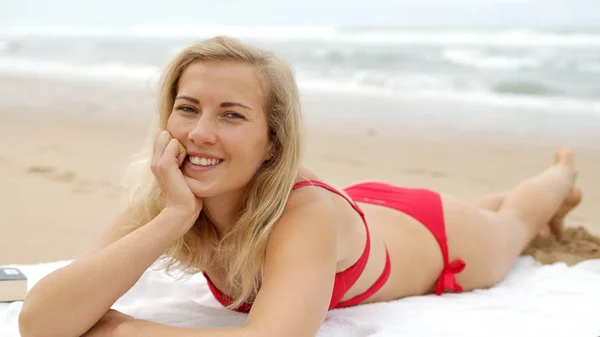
[18,36,582,337]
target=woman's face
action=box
[167,60,272,198]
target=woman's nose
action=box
[188,115,218,145]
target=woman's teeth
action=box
[189,156,222,166]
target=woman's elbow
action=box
[18,307,40,337]
[18,305,61,337]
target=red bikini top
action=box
[202,180,391,313]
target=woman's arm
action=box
[110,320,248,337]
[18,207,196,337]
[244,191,338,337]
[20,131,202,337]
[112,190,339,337]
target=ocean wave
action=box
[2,25,600,47]
[298,78,600,114]
[295,71,600,113]
[1,56,599,114]
[442,49,541,70]
[492,81,561,96]
[0,25,337,41]
[0,58,161,84]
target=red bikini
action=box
[203,180,465,313]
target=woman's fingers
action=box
[175,139,188,166]
[152,131,171,165]
[149,131,202,217]
[157,139,194,199]
[151,130,172,173]
[162,138,181,165]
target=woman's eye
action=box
[177,106,196,113]
[225,112,244,119]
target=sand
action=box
[1,75,600,265]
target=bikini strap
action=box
[292,180,365,217]
[292,179,371,297]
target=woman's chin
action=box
[184,177,216,198]
[190,186,216,199]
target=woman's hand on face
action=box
[151,130,203,221]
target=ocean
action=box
[1,25,600,124]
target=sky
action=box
[0,0,598,28]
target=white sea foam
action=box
[2,26,600,47]
[0,58,161,85]
[1,26,599,120]
[442,49,542,70]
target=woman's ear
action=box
[263,141,274,162]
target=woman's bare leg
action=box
[474,192,507,211]
[444,147,579,290]
[495,148,576,245]
[474,187,582,240]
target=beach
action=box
[1,75,599,265]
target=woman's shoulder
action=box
[288,167,337,210]
[294,167,322,184]
[275,167,345,234]
[267,169,341,253]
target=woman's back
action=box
[201,167,446,310]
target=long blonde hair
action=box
[124,36,304,308]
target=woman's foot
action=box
[547,147,581,240]
[547,186,582,240]
[554,147,577,181]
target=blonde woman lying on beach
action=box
[19,36,582,337]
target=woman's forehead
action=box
[177,61,266,108]
[180,61,261,91]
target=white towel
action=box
[2,256,600,337]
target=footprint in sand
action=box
[27,164,121,195]
[27,165,76,183]
[53,171,76,183]
[26,165,55,174]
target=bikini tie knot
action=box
[434,259,466,295]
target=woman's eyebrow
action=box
[221,102,252,111]
[175,95,199,104]
[175,96,252,111]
